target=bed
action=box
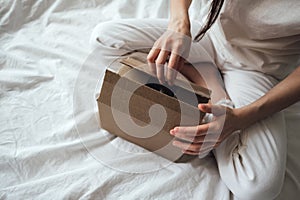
[1,0,299,199]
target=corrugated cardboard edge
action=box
[98,69,205,120]
[120,57,211,99]
[97,69,202,162]
[96,55,211,162]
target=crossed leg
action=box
[90,19,286,200]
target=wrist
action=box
[168,17,191,36]
[234,104,260,130]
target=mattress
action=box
[0,0,299,199]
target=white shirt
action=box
[207,0,300,79]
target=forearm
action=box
[236,66,300,129]
[169,0,192,34]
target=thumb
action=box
[198,103,212,113]
[198,103,226,116]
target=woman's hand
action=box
[170,103,244,155]
[147,18,192,85]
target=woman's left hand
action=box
[170,103,242,155]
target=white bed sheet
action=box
[0,0,230,199]
[1,0,299,199]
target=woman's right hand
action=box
[147,19,192,85]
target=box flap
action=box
[119,56,211,99]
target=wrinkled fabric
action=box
[208,0,300,80]
[90,17,300,199]
[0,1,230,199]
[1,0,299,199]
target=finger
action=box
[155,50,170,84]
[198,104,212,113]
[171,124,210,137]
[147,48,160,63]
[170,58,184,84]
[172,132,206,143]
[170,128,206,143]
[175,58,185,76]
[166,53,180,85]
[198,104,226,116]
[172,140,215,153]
[147,48,160,75]
[183,148,212,156]
[181,149,200,155]
[172,140,200,152]
[148,62,157,75]
[171,131,221,144]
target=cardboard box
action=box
[97,54,210,162]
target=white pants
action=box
[90,19,300,200]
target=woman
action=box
[90,0,300,199]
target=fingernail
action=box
[170,130,174,135]
[200,104,206,109]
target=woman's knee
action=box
[216,117,286,199]
[230,169,284,200]
[89,21,126,49]
[218,151,284,199]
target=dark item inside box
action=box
[97,56,211,162]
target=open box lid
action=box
[119,53,211,99]
[97,53,211,162]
